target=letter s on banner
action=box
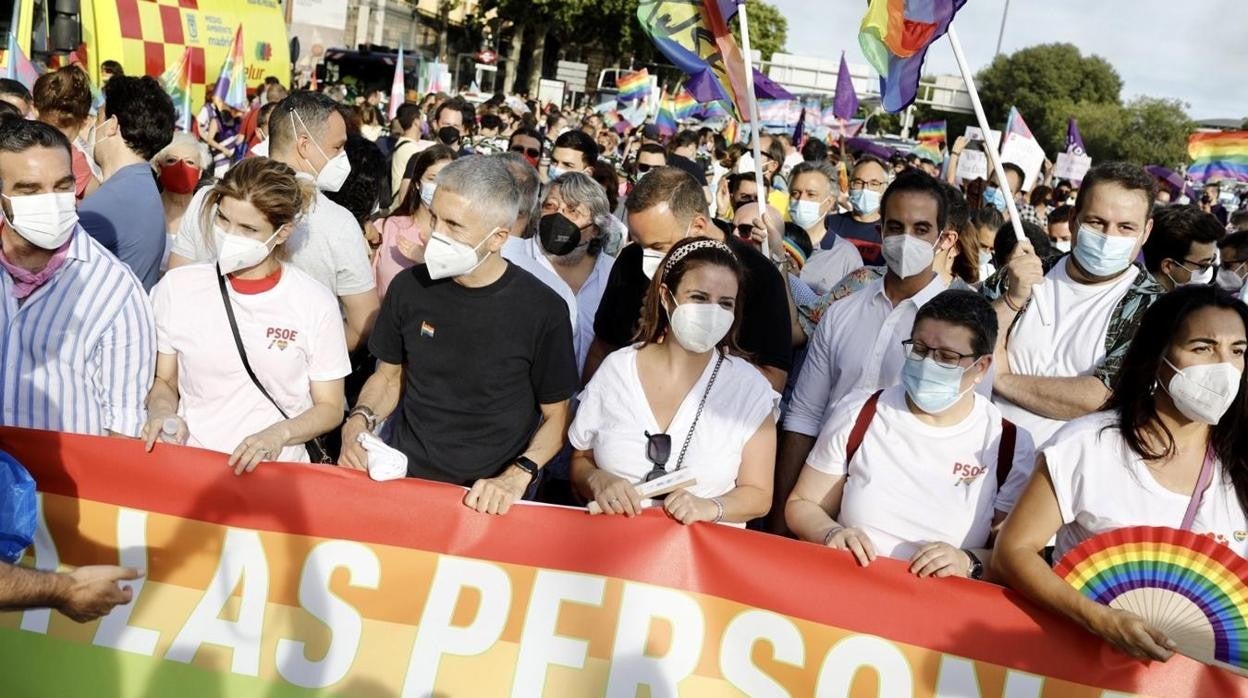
[720,609,805,698]
[275,540,381,689]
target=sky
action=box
[769,0,1247,121]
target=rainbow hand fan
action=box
[1055,526,1248,676]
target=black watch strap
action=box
[964,549,984,580]
[512,456,540,480]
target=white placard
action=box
[964,126,1002,152]
[955,148,988,183]
[1000,133,1047,191]
[1054,152,1093,184]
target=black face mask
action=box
[539,212,586,256]
[437,126,461,146]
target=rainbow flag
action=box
[1188,131,1248,183]
[213,25,248,111]
[672,88,698,120]
[912,140,944,164]
[160,47,194,132]
[388,45,405,120]
[723,119,739,145]
[656,96,678,136]
[917,120,947,143]
[616,69,651,103]
[4,33,38,88]
[860,0,967,113]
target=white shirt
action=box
[151,263,352,462]
[995,261,1137,448]
[501,235,578,333]
[170,183,376,298]
[510,236,614,373]
[800,236,864,295]
[808,386,1035,560]
[569,345,778,501]
[787,273,968,437]
[1045,412,1248,561]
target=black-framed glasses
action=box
[735,223,755,240]
[1174,258,1217,275]
[510,145,541,158]
[636,163,655,174]
[901,340,979,370]
[644,431,671,484]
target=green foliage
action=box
[1036,97,1191,168]
[729,2,789,61]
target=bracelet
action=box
[822,525,845,546]
[711,497,724,523]
[1003,292,1023,313]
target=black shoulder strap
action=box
[996,418,1017,491]
[217,265,291,421]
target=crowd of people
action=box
[1,66,1247,666]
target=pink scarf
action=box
[0,238,71,300]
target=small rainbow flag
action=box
[160,47,194,132]
[859,0,966,113]
[912,140,944,164]
[656,95,678,137]
[723,119,739,145]
[917,120,947,143]
[616,69,651,103]
[4,33,39,88]
[388,45,405,120]
[213,25,248,111]
[1188,131,1248,183]
[672,89,698,121]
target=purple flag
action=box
[834,52,858,120]
[751,67,794,101]
[1066,118,1086,156]
[792,108,806,148]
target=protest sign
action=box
[955,148,989,183]
[1055,152,1094,184]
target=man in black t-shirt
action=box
[340,156,579,516]
[586,166,792,391]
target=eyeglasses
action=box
[732,195,757,207]
[850,178,888,191]
[644,431,672,487]
[1224,259,1248,278]
[510,145,541,158]
[735,223,755,240]
[541,200,588,220]
[636,163,655,174]
[1175,258,1217,274]
[901,340,979,370]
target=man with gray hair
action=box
[167,90,379,351]
[340,155,578,516]
[788,160,864,294]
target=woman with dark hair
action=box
[568,237,778,525]
[371,144,456,299]
[995,284,1248,662]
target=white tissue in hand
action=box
[356,432,408,481]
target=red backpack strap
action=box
[845,390,884,467]
[995,418,1017,491]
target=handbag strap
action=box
[216,264,291,421]
[672,353,725,471]
[845,390,885,466]
[1181,446,1217,531]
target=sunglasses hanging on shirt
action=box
[641,354,724,499]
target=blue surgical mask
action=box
[983,187,1007,213]
[902,355,975,414]
[849,188,881,216]
[790,199,826,230]
[1073,224,1137,278]
[548,164,565,181]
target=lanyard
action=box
[1180,446,1216,532]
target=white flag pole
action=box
[947,26,1025,242]
[736,0,767,204]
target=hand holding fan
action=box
[1055,526,1248,676]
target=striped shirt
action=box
[0,229,156,436]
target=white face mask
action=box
[1053,239,1072,254]
[1167,261,1214,287]
[790,198,827,230]
[1217,268,1245,292]
[1161,358,1242,425]
[3,192,78,249]
[641,248,666,280]
[420,182,437,208]
[424,230,495,280]
[215,225,280,276]
[977,250,995,281]
[291,110,351,192]
[882,233,937,279]
[667,297,734,354]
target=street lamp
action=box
[994,0,1011,57]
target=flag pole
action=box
[947,26,1024,242]
[735,0,767,207]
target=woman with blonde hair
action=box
[143,157,351,473]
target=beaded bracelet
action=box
[822,525,845,546]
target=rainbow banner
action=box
[1189,131,1248,183]
[918,120,947,143]
[159,47,194,132]
[860,0,967,113]
[1,427,1245,697]
[615,68,651,103]
[213,25,248,112]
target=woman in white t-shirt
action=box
[787,290,1035,580]
[569,237,778,525]
[141,158,352,474]
[995,285,1248,662]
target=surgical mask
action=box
[882,233,937,279]
[667,297,734,354]
[983,186,1007,213]
[214,225,280,276]
[420,182,437,208]
[1073,225,1137,278]
[424,230,494,280]
[978,250,995,282]
[1161,358,1242,425]
[1167,261,1214,287]
[1216,268,1245,292]
[641,248,665,280]
[790,199,826,230]
[902,355,975,415]
[3,192,78,249]
[849,188,881,216]
[1053,239,1072,254]
[548,164,565,182]
[291,110,351,192]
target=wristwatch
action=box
[347,405,378,431]
[964,549,985,580]
[512,456,541,481]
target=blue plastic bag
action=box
[0,450,36,563]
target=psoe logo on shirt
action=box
[952,462,987,487]
[266,327,299,350]
[1234,531,1247,543]
[420,321,436,338]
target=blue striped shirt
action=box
[0,229,155,436]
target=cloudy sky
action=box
[769,0,1247,120]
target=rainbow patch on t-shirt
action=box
[420,322,435,338]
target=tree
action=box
[1114,97,1193,168]
[975,43,1122,154]
[729,2,788,61]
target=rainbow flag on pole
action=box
[160,47,194,132]
[616,69,651,103]
[656,95,678,136]
[859,0,967,113]
[388,45,405,120]
[672,89,698,121]
[1188,131,1248,183]
[4,33,38,88]
[917,120,947,143]
[212,25,248,111]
